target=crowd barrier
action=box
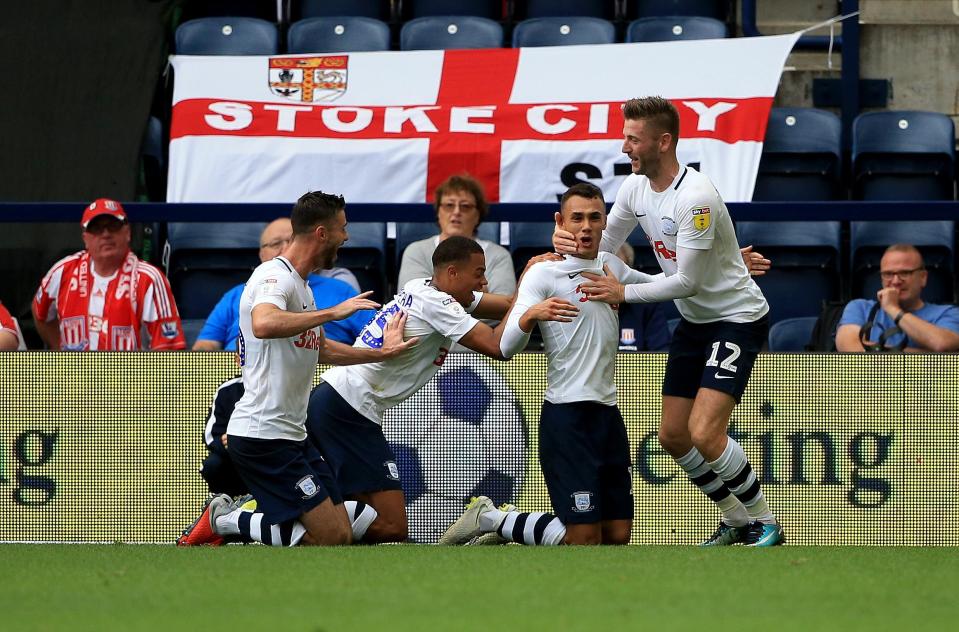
[0,352,955,545]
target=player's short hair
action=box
[623,96,680,143]
[432,235,484,269]
[434,174,489,226]
[291,191,345,235]
[560,182,605,211]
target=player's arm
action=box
[252,292,380,339]
[319,312,419,364]
[580,245,708,304]
[459,298,578,360]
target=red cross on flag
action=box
[168,33,799,204]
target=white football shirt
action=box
[228,257,322,441]
[322,278,482,424]
[601,166,768,323]
[506,253,648,405]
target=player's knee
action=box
[658,427,686,456]
[603,526,631,545]
[564,528,602,545]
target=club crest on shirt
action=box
[660,217,678,236]
[692,206,711,230]
[571,491,594,512]
[296,475,319,499]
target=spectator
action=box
[614,243,671,351]
[398,174,516,296]
[32,199,185,351]
[0,301,26,350]
[192,218,373,350]
[836,244,959,352]
[256,217,362,292]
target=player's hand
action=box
[877,287,901,314]
[527,298,580,323]
[552,212,578,255]
[329,291,380,320]
[741,245,771,277]
[221,435,228,449]
[381,311,419,357]
[580,264,625,304]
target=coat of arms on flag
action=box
[269,56,348,102]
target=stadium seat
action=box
[395,222,500,269]
[850,221,956,303]
[768,317,818,352]
[512,17,616,48]
[523,0,614,19]
[181,318,207,348]
[336,222,389,301]
[628,0,727,20]
[141,116,165,202]
[666,318,680,337]
[179,0,279,22]
[287,17,391,53]
[292,0,390,21]
[400,16,503,50]
[409,0,500,19]
[753,108,842,201]
[508,222,554,277]
[626,16,727,42]
[852,111,956,201]
[175,17,279,55]
[735,221,842,324]
[166,222,264,319]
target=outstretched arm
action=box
[252,292,380,339]
[319,312,419,364]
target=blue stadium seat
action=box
[288,17,391,53]
[409,0,500,19]
[508,222,554,277]
[768,317,818,352]
[293,0,390,21]
[337,223,389,301]
[753,108,842,201]
[736,221,842,324]
[850,221,956,303]
[512,17,616,47]
[166,223,265,319]
[628,0,727,20]
[395,222,500,268]
[852,111,956,201]
[626,16,727,42]
[141,116,165,202]
[666,318,680,337]
[175,17,279,55]
[524,0,614,19]
[400,16,503,50]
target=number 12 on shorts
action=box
[705,341,741,373]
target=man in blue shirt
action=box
[836,244,959,352]
[192,218,372,350]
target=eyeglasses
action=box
[439,201,477,212]
[260,237,291,250]
[879,268,924,281]
[84,221,126,235]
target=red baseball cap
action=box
[81,198,127,228]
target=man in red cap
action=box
[32,198,186,351]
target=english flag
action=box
[168,33,800,204]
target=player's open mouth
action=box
[578,235,593,247]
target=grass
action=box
[1,545,957,631]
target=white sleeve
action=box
[251,273,293,310]
[466,291,483,313]
[623,245,708,303]
[676,190,719,250]
[601,253,661,285]
[599,183,640,254]
[421,291,481,342]
[500,265,549,358]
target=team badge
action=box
[296,475,319,498]
[269,56,348,103]
[385,461,400,480]
[161,322,179,339]
[571,491,594,513]
[692,206,711,230]
[660,217,678,236]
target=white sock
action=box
[344,500,378,542]
[675,447,748,526]
[479,508,507,533]
[709,438,775,524]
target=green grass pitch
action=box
[2,545,957,631]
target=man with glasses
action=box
[33,198,185,350]
[193,218,371,350]
[836,244,959,352]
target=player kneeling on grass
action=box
[440,183,657,546]
[304,235,579,543]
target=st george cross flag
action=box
[168,33,800,204]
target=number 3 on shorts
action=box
[705,341,741,373]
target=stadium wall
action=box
[0,352,954,545]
